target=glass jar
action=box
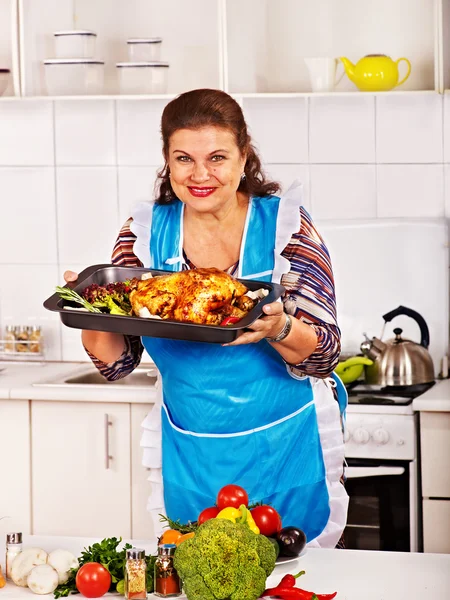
[29,326,42,353]
[4,326,15,353]
[154,544,181,598]
[124,548,147,600]
[6,532,22,579]
[15,326,29,352]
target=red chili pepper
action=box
[220,316,241,326]
[262,587,337,599]
[279,571,305,588]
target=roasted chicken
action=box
[129,267,256,325]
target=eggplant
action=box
[276,526,307,557]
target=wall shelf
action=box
[0,0,448,100]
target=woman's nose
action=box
[190,162,210,183]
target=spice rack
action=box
[0,325,44,359]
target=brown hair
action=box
[155,88,280,203]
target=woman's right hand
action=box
[62,270,126,363]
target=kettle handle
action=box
[382,305,430,349]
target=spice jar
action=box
[15,326,29,352]
[6,532,22,579]
[124,547,147,600]
[29,326,42,353]
[154,544,181,598]
[4,326,15,353]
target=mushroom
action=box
[10,548,48,587]
[47,549,79,584]
[27,564,59,595]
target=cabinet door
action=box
[421,413,450,498]
[31,401,131,538]
[423,499,450,553]
[0,400,31,536]
[131,403,154,540]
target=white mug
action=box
[304,57,344,93]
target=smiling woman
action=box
[64,88,348,549]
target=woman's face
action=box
[167,126,246,214]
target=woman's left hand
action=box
[223,301,286,346]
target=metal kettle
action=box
[360,305,435,386]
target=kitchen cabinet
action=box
[0,399,31,536]
[423,499,450,553]
[131,403,154,539]
[420,412,450,553]
[31,400,132,538]
[0,0,446,97]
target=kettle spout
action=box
[360,334,386,361]
[340,57,356,82]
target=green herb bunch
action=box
[54,537,156,598]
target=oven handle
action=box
[345,466,405,479]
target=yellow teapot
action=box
[340,54,411,92]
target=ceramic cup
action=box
[304,57,344,92]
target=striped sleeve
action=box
[84,219,145,380]
[281,207,341,378]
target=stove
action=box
[342,380,434,552]
[347,381,435,407]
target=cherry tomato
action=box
[198,506,220,524]
[250,505,282,537]
[216,484,249,510]
[76,562,111,598]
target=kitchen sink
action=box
[34,367,158,387]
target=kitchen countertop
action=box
[0,361,158,403]
[0,534,448,599]
[412,378,450,412]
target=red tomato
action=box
[76,562,111,598]
[250,505,282,537]
[216,484,249,510]
[198,506,220,524]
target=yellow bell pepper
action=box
[216,506,242,522]
[239,504,260,535]
[216,505,260,534]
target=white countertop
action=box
[0,361,157,403]
[0,534,449,599]
[413,379,450,412]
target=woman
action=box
[65,88,348,548]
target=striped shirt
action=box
[87,206,341,380]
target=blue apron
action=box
[142,197,345,543]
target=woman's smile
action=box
[187,186,217,197]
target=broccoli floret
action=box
[173,518,276,600]
[254,533,278,576]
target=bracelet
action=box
[266,313,293,343]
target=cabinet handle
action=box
[105,414,113,470]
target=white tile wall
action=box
[310,165,377,219]
[56,167,119,266]
[444,94,450,164]
[244,98,308,163]
[116,100,168,165]
[309,95,375,163]
[376,94,443,163]
[55,100,116,166]
[0,93,447,361]
[0,101,54,165]
[377,165,445,218]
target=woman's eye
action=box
[176,155,191,162]
[211,155,225,162]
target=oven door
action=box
[344,457,417,552]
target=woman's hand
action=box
[223,302,286,346]
[62,270,126,363]
[63,270,78,284]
